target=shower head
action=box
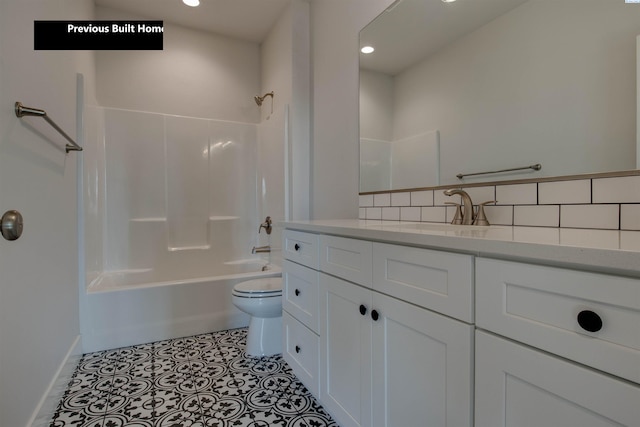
[254,91,274,106]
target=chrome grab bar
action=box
[457,163,540,180]
[15,102,83,153]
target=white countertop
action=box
[281,220,640,277]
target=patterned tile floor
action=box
[49,328,338,427]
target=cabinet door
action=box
[475,331,640,427]
[319,273,372,427]
[372,292,474,427]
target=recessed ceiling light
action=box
[442,0,457,3]
[183,0,200,7]
[361,46,375,54]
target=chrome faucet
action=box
[252,245,271,254]
[443,189,475,225]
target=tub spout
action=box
[252,245,271,254]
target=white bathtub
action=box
[81,261,281,353]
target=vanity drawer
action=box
[319,235,373,287]
[282,260,319,333]
[283,229,319,269]
[283,311,319,396]
[476,258,640,383]
[373,243,474,322]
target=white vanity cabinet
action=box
[318,236,474,427]
[475,258,640,427]
[282,223,640,427]
[281,230,321,396]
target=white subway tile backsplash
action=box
[621,230,640,250]
[359,172,640,231]
[445,206,458,224]
[539,180,591,205]
[411,190,433,206]
[620,204,640,231]
[382,207,400,221]
[421,206,447,223]
[560,204,619,230]
[465,186,496,204]
[435,190,460,206]
[391,192,411,206]
[496,183,537,205]
[484,205,514,226]
[366,207,382,220]
[514,205,559,227]
[400,207,421,221]
[593,176,640,203]
[360,194,374,207]
[374,193,391,207]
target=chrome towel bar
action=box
[457,163,541,180]
[14,102,83,153]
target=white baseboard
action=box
[28,335,82,427]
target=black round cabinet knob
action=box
[294,244,300,251]
[295,289,300,296]
[371,310,380,321]
[295,345,301,353]
[359,304,367,316]
[577,310,602,333]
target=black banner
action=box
[34,21,163,50]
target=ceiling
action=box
[360,0,529,75]
[95,0,291,43]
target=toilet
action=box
[232,277,283,357]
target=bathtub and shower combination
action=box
[81,105,286,353]
[83,258,280,353]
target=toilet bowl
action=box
[232,277,283,357]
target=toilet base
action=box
[245,316,282,357]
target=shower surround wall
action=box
[93,108,260,284]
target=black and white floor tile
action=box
[49,328,338,427]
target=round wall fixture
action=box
[1,210,23,241]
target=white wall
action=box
[360,138,391,192]
[637,35,640,169]
[310,0,393,219]
[259,0,293,251]
[393,0,639,183]
[359,69,393,142]
[255,0,311,269]
[95,7,261,123]
[0,1,96,426]
[261,0,311,223]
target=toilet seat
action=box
[232,277,282,298]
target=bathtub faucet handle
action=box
[258,216,272,235]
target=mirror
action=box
[359,0,640,193]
